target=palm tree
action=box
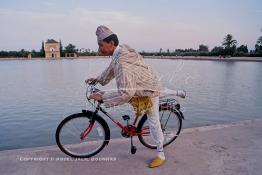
[257,36,262,45]
[222,34,237,48]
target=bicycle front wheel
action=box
[137,107,182,149]
[55,112,110,158]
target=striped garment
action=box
[97,44,162,108]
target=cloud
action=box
[0,8,151,50]
[42,1,56,7]
[0,7,252,51]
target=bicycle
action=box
[55,83,185,158]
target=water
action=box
[0,58,262,150]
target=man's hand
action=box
[89,92,102,101]
[85,78,97,84]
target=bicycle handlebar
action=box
[85,83,103,103]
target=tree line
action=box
[1,34,262,58]
[59,42,97,57]
[0,41,97,58]
[140,34,262,57]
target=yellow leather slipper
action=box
[148,156,166,168]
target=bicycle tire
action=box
[56,111,110,158]
[137,107,182,149]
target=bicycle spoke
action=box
[139,107,182,148]
[57,115,106,157]
[163,111,172,129]
[160,110,164,122]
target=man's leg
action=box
[147,96,165,162]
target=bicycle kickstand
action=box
[130,136,137,154]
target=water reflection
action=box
[0,58,262,150]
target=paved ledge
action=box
[144,56,262,62]
[1,119,262,175]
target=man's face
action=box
[98,40,115,56]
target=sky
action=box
[0,0,261,52]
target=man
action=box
[86,25,165,168]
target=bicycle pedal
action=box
[122,115,130,121]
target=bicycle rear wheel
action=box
[55,112,110,158]
[137,106,182,149]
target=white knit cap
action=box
[96,25,114,41]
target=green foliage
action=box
[199,44,209,52]
[0,49,30,58]
[254,44,262,56]
[237,45,248,53]
[59,40,64,57]
[257,36,262,45]
[222,34,237,48]
[40,41,45,57]
[210,46,224,56]
[64,44,77,53]
[221,34,237,56]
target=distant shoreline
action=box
[1,56,262,62]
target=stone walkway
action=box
[1,119,262,175]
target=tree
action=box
[236,45,248,53]
[64,43,77,53]
[166,49,170,56]
[222,34,237,56]
[222,34,237,48]
[59,40,64,57]
[17,49,29,57]
[31,50,39,58]
[255,44,262,56]
[211,46,224,56]
[257,36,262,45]
[199,44,209,52]
[40,41,45,57]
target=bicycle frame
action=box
[83,101,150,137]
[84,83,184,138]
[84,83,150,136]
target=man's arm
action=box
[101,65,136,107]
[96,60,115,86]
